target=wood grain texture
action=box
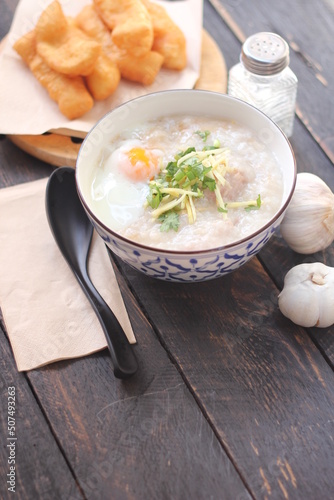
[1,0,334,499]
[259,232,334,364]
[0,328,82,500]
[208,0,334,371]
[0,136,54,187]
[0,0,14,40]
[258,117,334,368]
[8,134,81,168]
[113,254,334,499]
[25,264,251,500]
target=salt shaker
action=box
[227,32,298,137]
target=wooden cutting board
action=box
[7,30,227,167]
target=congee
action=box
[89,115,283,251]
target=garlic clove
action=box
[280,172,334,254]
[278,262,334,328]
[278,282,320,327]
[316,278,334,327]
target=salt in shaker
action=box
[227,32,298,137]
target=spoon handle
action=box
[75,267,138,379]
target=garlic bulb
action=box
[278,262,334,328]
[280,172,334,254]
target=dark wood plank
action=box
[25,265,252,500]
[0,328,82,500]
[209,0,334,163]
[0,0,16,40]
[203,0,241,70]
[259,117,334,366]
[208,0,334,369]
[259,232,334,364]
[206,0,334,386]
[113,254,334,499]
[1,2,333,500]
[0,135,54,188]
[0,4,250,492]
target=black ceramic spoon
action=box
[45,167,138,379]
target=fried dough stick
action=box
[13,31,94,120]
[76,4,163,86]
[116,50,164,86]
[35,0,101,76]
[75,4,115,53]
[85,52,121,100]
[65,12,120,101]
[142,0,187,70]
[93,0,153,57]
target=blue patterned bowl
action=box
[76,90,296,283]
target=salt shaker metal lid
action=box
[241,32,290,76]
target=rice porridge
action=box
[89,115,283,251]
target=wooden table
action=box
[1,1,334,499]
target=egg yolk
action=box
[124,147,160,181]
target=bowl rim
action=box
[76,89,297,256]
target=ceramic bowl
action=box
[76,90,296,283]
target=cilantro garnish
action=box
[146,184,162,209]
[159,212,180,232]
[245,194,262,211]
[195,130,210,142]
[145,143,262,232]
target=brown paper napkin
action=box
[0,177,136,371]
